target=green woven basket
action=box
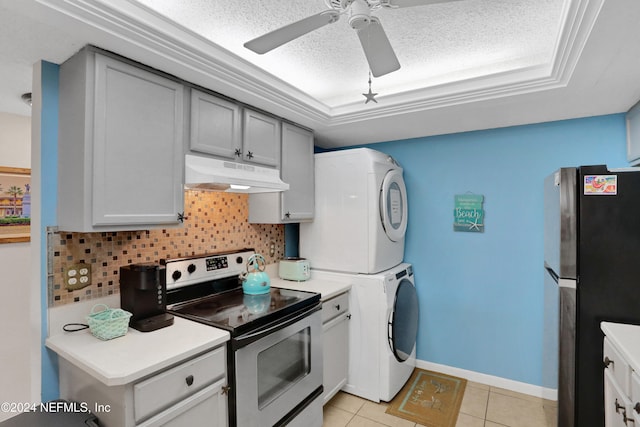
[87,304,132,340]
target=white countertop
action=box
[601,322,640,373]
[45,268,350,388]
[46,316,229,386]
[267,265,351,301]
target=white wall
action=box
[0,113,31,167]
[0,112,32,421]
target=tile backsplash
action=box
[50,190,284,307]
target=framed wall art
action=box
[0,166,31,243]
[453,193,485,233]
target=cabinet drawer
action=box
[134,347,225,423]
[322,292,349,324]
[137,379,227,427]
[605,337,631,395]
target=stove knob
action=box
[172,270,182,281]
[236,256,243,264]
[187,264,196,274]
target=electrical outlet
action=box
[269,240,276,257]
[65,263,92,290]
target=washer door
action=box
[380,169,408,242]
[388,278,419,362]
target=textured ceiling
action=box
[0,1,84,116]
[135,0,565,107]
[1,0,640,147]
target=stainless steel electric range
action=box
[163,248,323,427]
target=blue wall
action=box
[40,61,60,401]
[364,115,628,387]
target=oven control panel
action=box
[206,256,229,271]
[163,249,255,290]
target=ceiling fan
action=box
[244,0,462,78]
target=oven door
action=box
[234,306,323,427]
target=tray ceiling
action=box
[135,0,564,107]
[1,0,640,147]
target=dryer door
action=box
[380,169,408,242]
[388,278,419,362]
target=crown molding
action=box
[34,0,601,133]
[34,0,333,125]
[328,0,603,123]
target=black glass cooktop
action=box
[168,287,320,337]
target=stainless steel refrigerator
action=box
[544,165,640,427]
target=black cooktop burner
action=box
[168,286,320,337]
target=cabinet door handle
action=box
[614,398,633,424]
[334,304,340,311]
[285,212,291,219]
[604,356,614,368]
[185,375,194,386]
[246,151,254,159]
[234,148,242,157]
[177,212,185,223]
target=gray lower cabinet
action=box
[58,47,185,232]
[321,291,350,405]
[58,346,228,427]
[249,123,314,223]
[602,324,640,427]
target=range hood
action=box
[185,154,289,193]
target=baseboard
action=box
[416,359,558,401]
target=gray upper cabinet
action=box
[58,47,185,232]
[188,92,280,169]
[189,88,242,160]
[627,100,640,165]
[242,108,281,168]
[249,123,314,223]
[280,123,314,221]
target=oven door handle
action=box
[234,304,320,349]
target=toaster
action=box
[278,257,310,281]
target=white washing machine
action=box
[299,148,408,274]
[312,264,419,402]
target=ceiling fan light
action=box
[349,0,372,30]
[349,14,370,30]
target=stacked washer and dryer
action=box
[300,148,419,403]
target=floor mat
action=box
[385,368,467,427]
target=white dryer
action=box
[299,148,408,274]
[312,264,419,402]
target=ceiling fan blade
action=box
[357,17,400,77]
[244,10,340,54]
[381,0,463,8]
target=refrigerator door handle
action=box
[544,262,559,284]
[559,278,577,289]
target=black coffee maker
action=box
[120,263,174,332]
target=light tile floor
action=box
[323,382,558,427]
